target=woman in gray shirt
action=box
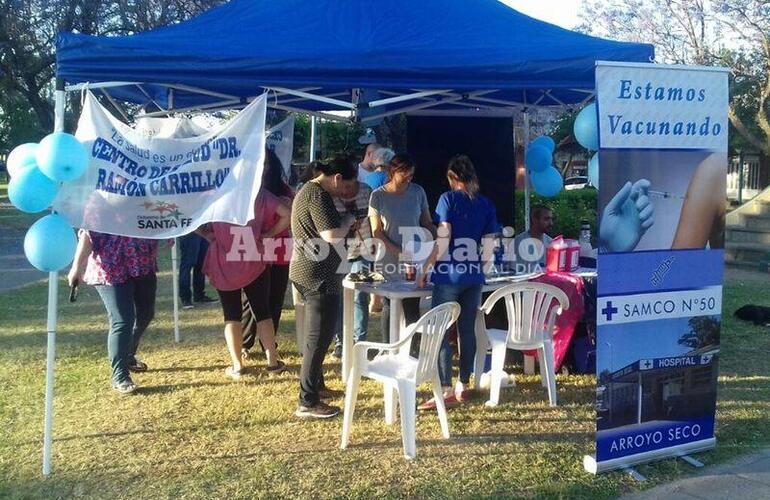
[368,153,435,342]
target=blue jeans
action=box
[335,259,370,346]
[95,273,157,383]
[432,283,482,387]
[179,233,208,302]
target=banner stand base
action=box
[677,453,705,468]
[622,466,646,482]
[583,438,716,475]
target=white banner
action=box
[54,91,267,239]
[266,115,295,177]
[596,62,729,151]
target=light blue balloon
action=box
[574,103,599,151]
[529,135,556,153]
[24,214,77,272]
[36,132,89,182]
[588,153,599,188]
[531,166,563,198]
[7,143,39,177]
[525,144,552,173]
[8,167,60,213]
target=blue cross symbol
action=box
[602,301,618,321]
[641,359,653,369]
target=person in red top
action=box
[241,149,294,358]
[202,185,291,380]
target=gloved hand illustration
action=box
[599,179,654,252]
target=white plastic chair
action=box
[340,302,461,459]
[475,282,569,407]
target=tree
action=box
[0,0,224,151]
[678,316,721,350]
[580,0,770,156]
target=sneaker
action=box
[241,348,252,361]
[194,294,218,304]
[181,298,194,310]
[225,366,244,380]
[295,401,340,419]
[331,344,343,359]
[112,379,137,394]
[319,387,345,400]
[128,358,148,373]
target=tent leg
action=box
[43,79,66,476]
[309,116,317,162]
[523,111,531,232]
[171,238,181,343]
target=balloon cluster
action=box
[573,102,600,188]
[525,135,562,197]
[6,133,88,272]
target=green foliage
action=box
[514,188,597,238]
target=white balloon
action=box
[7,143,39,177]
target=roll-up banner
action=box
[585,62,729,474]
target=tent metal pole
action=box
[43,78,66,476]
[171,241,181,343]
[523,110,531,232]
[142,99,241,117]
[267,87,355,109]
[168,89,181,343]
[309,116,317,162]
[271,103,351,123]
[100,88,132,122]
[65,81,139,91]
[366,89,450,108]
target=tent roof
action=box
[56,0,653,120]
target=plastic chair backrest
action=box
[412,302,461,384]
[480,282,569,346]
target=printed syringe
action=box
[647,189,684,200]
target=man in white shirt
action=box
[513,205,554,273]
[357,142,380,182]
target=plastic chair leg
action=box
[340,369,361,450]
[397,381,417,459]
[486,343,507,407]
[432,375,450,439]
[384,381,397,424]
[473,312,487,390]
[538,346,548,388]
[543,342,557,406]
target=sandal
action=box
[417,393,459,411]
[265,360,286,375]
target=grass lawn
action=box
[0,256,769,499]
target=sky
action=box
[500,0,584,30]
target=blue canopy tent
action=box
[56,0,653,119]
[41,0,654,476]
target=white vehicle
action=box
[564,176,589,190]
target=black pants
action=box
[217,271,271,323]
[299,291,339,407]
[242,265,290,351]
[381,297,421,343]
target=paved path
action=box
[0,231,46,293]
[622,449,770,499]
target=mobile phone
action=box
[69,280,79,303]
